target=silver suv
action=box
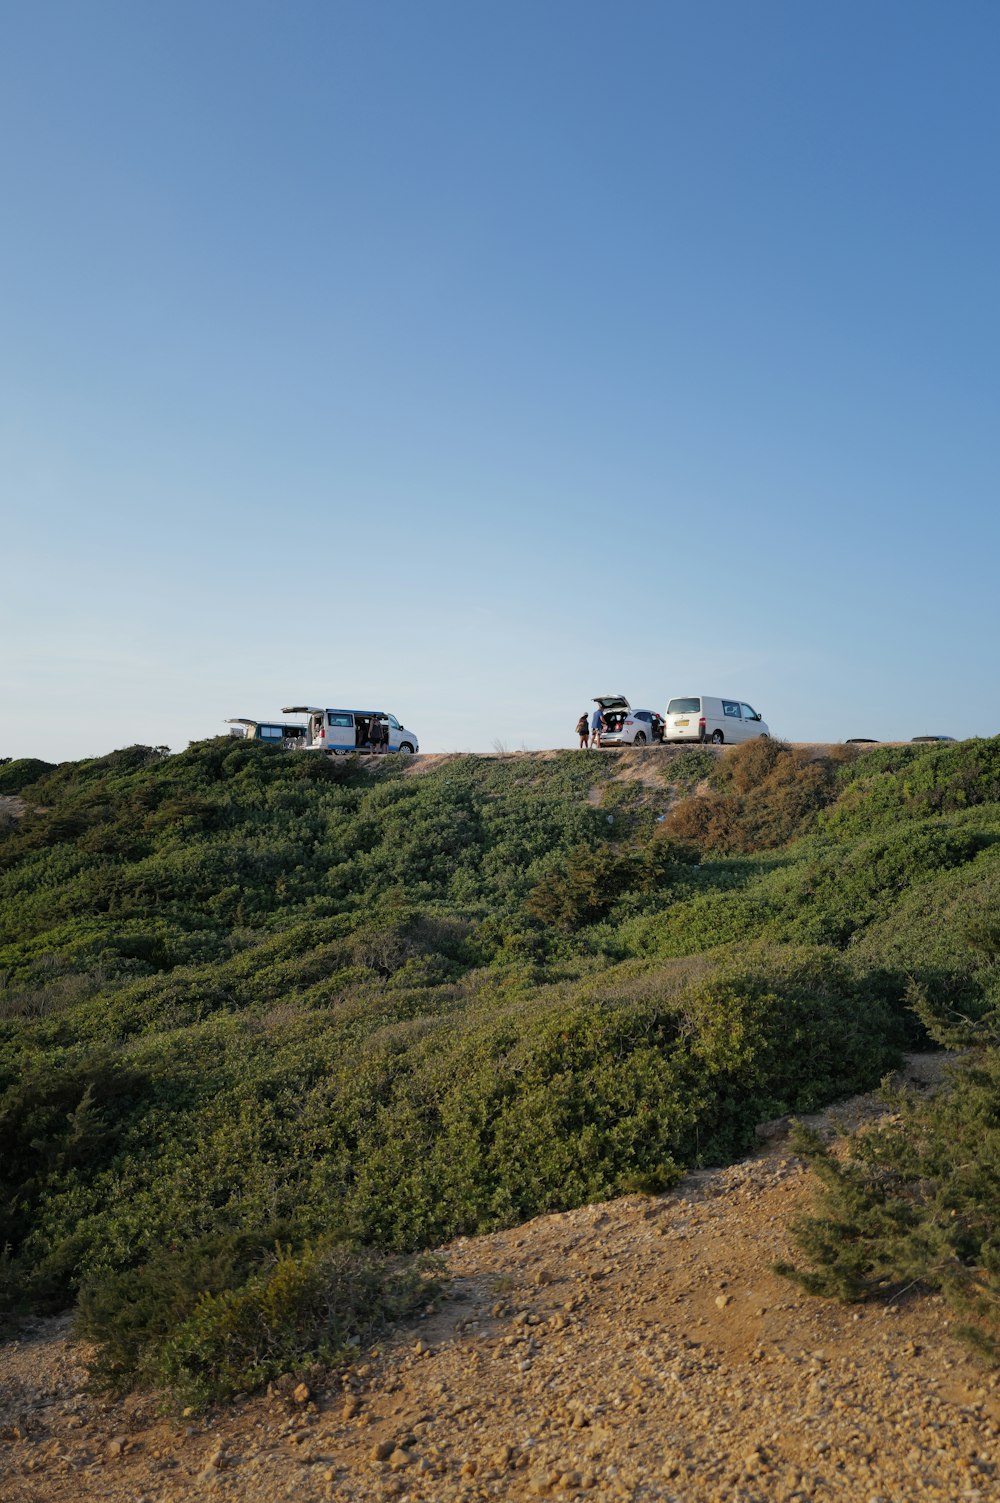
[594,695,661,746]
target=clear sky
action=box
[2,1,997,758]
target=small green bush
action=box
[780,1047,1000,1360]
[780,915,1000,1360]
[78,1232,437,1405]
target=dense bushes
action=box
[2,734,1000,1394]
[0,757,54,795]
[666,739,854,853]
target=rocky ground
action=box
[2,1054,997,1503]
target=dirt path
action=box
[2,1055,997,1503]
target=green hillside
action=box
[2,735,998,1396]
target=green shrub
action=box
[780,914,1000,1360]
[0,758,54,795]
[524,844,634,931]
[78,1232,437,1405]
[780,1047,1000,1359]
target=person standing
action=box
[575,712,589,748]
[590,706,604,749]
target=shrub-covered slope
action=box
[2,735,999,1395]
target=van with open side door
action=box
[663,696,770,745]
[281,706,419,755]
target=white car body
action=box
[663,695,769,745]
[281,706,419,755]
[593,695,661,746]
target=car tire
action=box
[759,732,769,739]
[711,730,725,745]
[398,742,415,755]
[633,731,647,745]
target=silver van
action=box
[663,696,770,745]
[281,706,419,755]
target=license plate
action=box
[675,719,689,726]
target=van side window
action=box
[723,701,742,718]
[259,725,283,739]
[327,714,353,728]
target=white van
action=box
[281,706,419,755]
[663,696,770,745]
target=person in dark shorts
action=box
[576,713,589,748]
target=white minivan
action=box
[281,705,419,755]
[663,696,770,745]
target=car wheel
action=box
[759,732,769,738]
[711,730,725,745]
[633,731,647,745]
[398,742,415,755]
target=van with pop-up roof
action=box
[663,696,769,745]
[225,718,307,746]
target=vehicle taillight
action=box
[320,728,325,739]
[698,716,706,727]
[625,719,633,726]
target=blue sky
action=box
[2,1,997,757]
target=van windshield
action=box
[667,698,700,714]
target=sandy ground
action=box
[3,1053,997,1503]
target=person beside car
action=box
[590,707,604,748]
[576,713,589,748]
